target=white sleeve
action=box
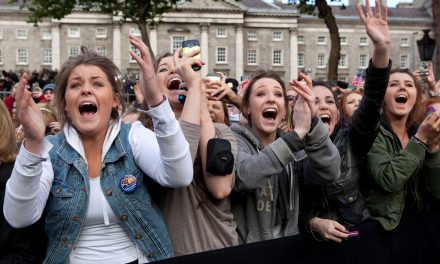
[3,139,54,228]
[129,98,193,187]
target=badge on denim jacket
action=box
[119,175,138,194]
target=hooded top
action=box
[231,118,340,244]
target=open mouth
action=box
[395,95,408,104]
[319,114,331,126]
[79,102,97,116]
[167,77,182,90]
[262,108,277,121]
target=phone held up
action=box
[180,39,201,71]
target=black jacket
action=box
[299,60,392,231]
[1,162,46,264]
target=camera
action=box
[419,70,429,78]
[180,39,201,71]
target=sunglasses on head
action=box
[286,95,299,102]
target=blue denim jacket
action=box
[43,123,173,263]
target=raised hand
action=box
[309,217,349,243]
[357,0,390,68]
[173,47,205,89]
[289,72,316,118]
[15,73,45,154]
[129,35,163,107]
[415,112,440,147]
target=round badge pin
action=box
[119,175,138,194]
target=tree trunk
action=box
[138,21,155,58]
[316,0,341,81]
[432,0,440,78]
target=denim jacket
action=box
[44,123,172,263]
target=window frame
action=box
[317,53,326,68]
[216,46,228,64]
[272,49,283,66]
[96,27,107,39]
[16,29,28,40]
[247,31,257,41]
[298,53,305,67]
[68,27,80,38]
[216,28,227,38]
[16,48,28,65]
[359,54,368,69]
[338,53,348,68]
[273,31,283,41]
[317,35,326,45]
[170,35,186,53]
[247,49,257,65]
[359,36,368,46]
[68,46,80,57]
[42,48,52,65]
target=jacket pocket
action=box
[45,181,73,221]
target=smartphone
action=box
[347,230,359,238]
[206,74,221,82]
[180,39,201,71]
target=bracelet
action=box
[412,136,429,150]
[148,94,166,108]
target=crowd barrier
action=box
[157,213,440,264]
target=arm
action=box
[4,142,54,228]
[131,100,192,188]
[366,131,426,192]
[302,118,341,185]
[350,0,391,158]
[199,104,236,199]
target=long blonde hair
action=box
[0,100,18,163]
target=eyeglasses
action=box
[286,95,299,102]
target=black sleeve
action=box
[349,59,392,158]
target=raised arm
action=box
[350,0,392,157]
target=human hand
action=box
[173,47,205,89]
[48,122,62,134]
[289,72,315,118]
[357,0,390,68]
[415,112,440,146]
[309,217,349,243]
[15,73,45,144]
[292,96,311,139]
[133,80,144,104]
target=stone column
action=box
[149,23,158,56]
[51,22,61,70]
[235,24,244,80]
[289,27,298,80]
[113,21,122,70]
[200,23,209,77]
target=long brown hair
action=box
[54,50,123,126]
[0,101,18,163]
[384,69,422,129]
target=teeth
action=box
[320,114,330,119]
[80,102,95,107]
[263,108,277,113]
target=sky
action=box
[264,0,414,7]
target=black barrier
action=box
[157,213,440,264]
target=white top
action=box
[3,97,192,262]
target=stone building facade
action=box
[0,0,433,83]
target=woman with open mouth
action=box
[151,48,239,255]
[298,0,393,243]
[3,36,193,263]
[230,71,340,244]
[365,67,440,231]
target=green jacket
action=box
[365,121,440,231]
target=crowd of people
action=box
[1,0,440,263]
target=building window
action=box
[317,36,326,45]
[216,28,226,38]
[359,54,368,68]
[359,36,368,46]
[130,27,141,36]
[338,53,348,68]
[41,28,52,40]
[216,47,227,64]
[273,31,282,41]
[400,37,409,47]
[273,50,282,65]
[340,36,347,45]
[0,49,3,64]
[16,29,28,39]
[317,53,326,68]
[247,49,257,65]
[17,48,28,65]
[96,28,107,38]
[248,31,257,41]
[129,45,141,63]
[42,48,52,65]
[96,47,107,56]
[68,27,80,38]
[298,53,304,67]
[338,76,348,82]
[297,35,304,44]
[400,55,409,68]
[171,35,186,53]
[68,47,80,57]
